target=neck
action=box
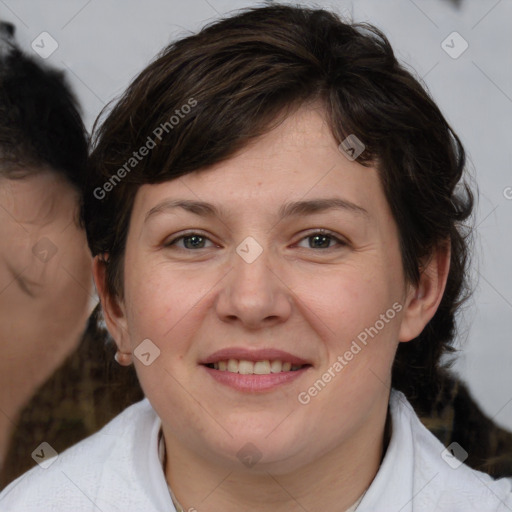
[163,401,390,512]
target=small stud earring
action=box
[114,351,133,366]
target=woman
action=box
[1,5,511,511]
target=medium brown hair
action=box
[83,4,474,398]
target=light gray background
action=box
[2,0,511,429]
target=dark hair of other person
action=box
[0,21,88,195]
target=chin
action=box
[201,427,311,473]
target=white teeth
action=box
[254,360,271,374]
[238,360,254,374]
[210,359,303,374]
[270,360,283,373]
[227,359,239,373]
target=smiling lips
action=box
[200,348,311,389]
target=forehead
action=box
[131,105,388,223]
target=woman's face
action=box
[107,105,424,472]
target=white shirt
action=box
[1,390,511,511]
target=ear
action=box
[93,256,132,359]
[398,241,451,342]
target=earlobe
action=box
[92,256,132,356]
[398,241,451,342]
[114,351,133,366]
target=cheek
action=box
[123,258,209,351]
[297,265,403,392]
[295,262,396,338]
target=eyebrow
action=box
[144,197,369,223]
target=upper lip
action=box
[200,348,311,366]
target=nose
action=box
[214,241,292,330]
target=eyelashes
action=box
[296,231,347,250]
[164,229,348,251]
[165,233,215,250]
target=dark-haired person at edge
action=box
[0,21,93,468]
[1,6,511,511]
[0,22,143,487]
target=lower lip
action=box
[201,365,310,392]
